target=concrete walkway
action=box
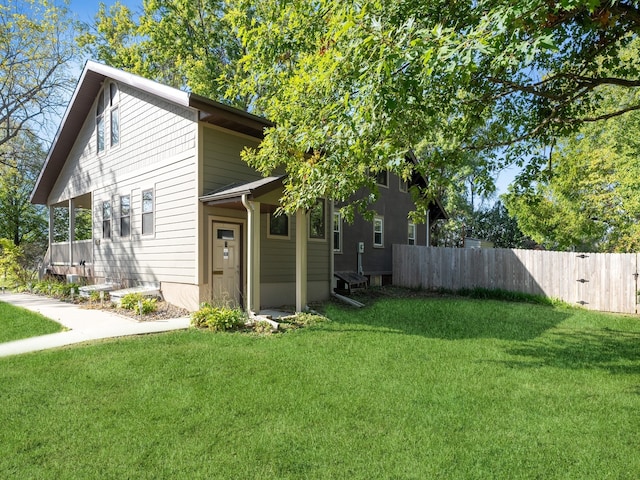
[0,293,191,357]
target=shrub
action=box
[120,292,157,315]
[252,320,274,335]
[89,290,110,302]
[290,312,329,327]
[190,303,247,332]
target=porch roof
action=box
[199,176,285,209]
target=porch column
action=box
[250,201,261,313]
[68,198,75,265]
[244,197,261,314]
[295,208,308,312]
[48,206,54,265]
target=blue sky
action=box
[69,0,142,24]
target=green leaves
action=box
[504,85,640,252]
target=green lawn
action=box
[1,295,639,479]
[0,301,63,343]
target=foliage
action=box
[504,87,640,252]
[288,311,329,327]
[89,290,110,303]
[223,0,640,214]
[0,239,39,287]
[190,302,247,331]
[469,201,536,249]
[76,1,640,218]
[120,293,158,315]
[27,279,80,300]
[252,319,274,335]
[77,0,249,108]
[1,298,639,478]
[0,132,48,274]
[426,162,532,248]
[0,0,76,154]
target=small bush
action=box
[191,303,247,332]
[252,320,274,335]
[120,292,157,315]
[89,290,110,302]
[291,312,329,327]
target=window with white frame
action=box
[96,90,105,153]
[268,211,289,238]
[373,216,384,247]
[102,200,111,239]
[110,83,120,147]
[142,189,154,235]
[408,222,416,245]
[399,178,408,192]
[309,199,326,239]
[333,212,342,252]
[120,195,130,237]
[375,170,388,187]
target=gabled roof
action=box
[31,61,272,205]
[406,150,448,221]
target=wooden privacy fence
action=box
[393,245,639,314]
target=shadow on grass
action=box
[503,327,640,375]
[327,297,572,342]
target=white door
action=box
[212,223,241,305]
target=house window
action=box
[96,90,105,153]
[333,212,342,252]
[268,211,289,238]
[142,189,153,235]
[110,83,120,147]
[309,199,326,239]
[399,178,408,193]
[102,200,111,239]
[373,216,384,247]
[375,170,388,187]
[408,222,416,245]
[120,195,130,237]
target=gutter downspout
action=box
[241,194,254,314]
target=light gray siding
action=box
[48,81,198,285]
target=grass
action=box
[0,301,63,343]
[1,295,639,479]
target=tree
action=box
[225,0,640,214]
[503,93,640,252]
[0,0,76,165]
[0,131,49,274]
[77,0,250,107]
[471,202,536,249]
[78,1,640,216]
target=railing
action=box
[49,239,93,265]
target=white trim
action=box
[101,198,112,240]
[333,211,342,253]
[267,211,290,240]
[373,216,384,248]
[408,222,416,245]
[399,177,408,193]
[141,187,154,237]
[375,170,389,188]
